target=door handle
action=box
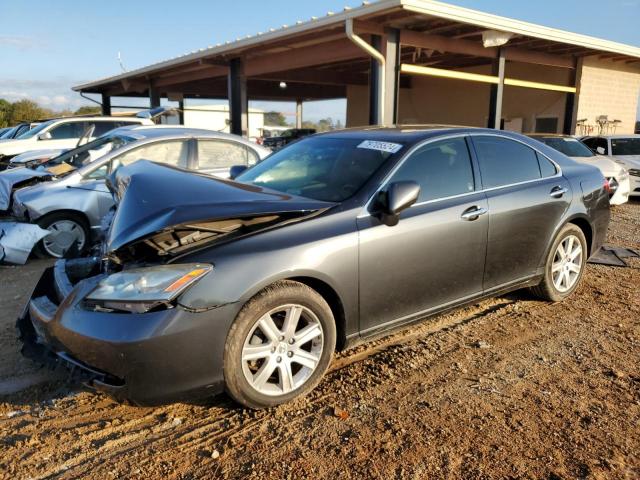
[550,186,568,198]
[460,206,488,221]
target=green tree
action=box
[264,111,288,126]
[75,105,102,116]
[10,99,50,124]
[0,99,13,128]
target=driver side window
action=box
[388,137,475,203]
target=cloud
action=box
[0,35,39,51]
[0,77,93,111]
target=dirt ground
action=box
[1,201,639,480]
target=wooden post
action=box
[369,35,383,125]
[488,49,505,129]
[101,93,111,116]
[383,28,400,126]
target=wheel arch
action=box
[36,208,91,229]
[566,215,593,257]
[287,276,348,351]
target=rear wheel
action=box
[224,281,336,409]
[35,212,89,258]
[530,224,587,302]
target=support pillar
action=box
[369,35,383,125]
[149,83,160,108]
[228,58,248,137]
[178,99,185,125]
[383,28,400,126]
[101,93,111,116]
[488,49,505,129]
[563,58,582,135]
[296,100,303,128]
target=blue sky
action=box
[1,0,639,122]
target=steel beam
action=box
[369,35,383,125]
[228,58,248,137]
[488,49,506,130]
[563,58,582,135]
[295,100,303,128]
[149,83,160,108]
[383,28,401,126]
[101,93,111,116]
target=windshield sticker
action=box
[357,140,403,154]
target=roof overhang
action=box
[73,0,640,99]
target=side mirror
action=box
[373,181,420,226]
[596,146,606,155]
[229,164,248,179]
[38,132,52,141]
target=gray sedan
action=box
[9,126,270,257]
[20,127,609,408]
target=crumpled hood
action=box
[0,167,52,210]
[106,160,336,256]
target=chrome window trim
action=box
[358,131,563,219]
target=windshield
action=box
[236,137,400,202]
[611,138,640,156]
[538,137,594,157]
[0,126,17,139]
[36,134,135,173]
[17,120,55,139]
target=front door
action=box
[357,136,488,335]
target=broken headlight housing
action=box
[85,263,212,313]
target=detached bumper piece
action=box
[0,221,50,265]
[588,244,640,267]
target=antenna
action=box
[117,51,127,72]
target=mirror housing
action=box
[596,146,606,155]
[229,164,248,180]
[38,132,52,141]
[373,181,421,226]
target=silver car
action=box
[10,126,270,258]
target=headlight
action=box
[86,263,212,313]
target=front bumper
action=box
[18,259,241,405]
[629,174,640,196]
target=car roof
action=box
[527,133,572,138]
[317,125,499,144]
[584,134,640,139]
[106,125,271,154]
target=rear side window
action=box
[112,140,189,170]
[583,137,609,155]
[91,121,121,137]
[537,153,557,178]
[473,136,541,189]
[197,140,256,169]
[389,137,475,202]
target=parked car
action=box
[7,126,270,258]
[261,128,316,150]
[0,127,11,137]
[528,134,629,205]
[19,127,609,408]
[0,122,35,140]
[0,116,153,167]
[581,135,640,197]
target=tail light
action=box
[603,178,611,194]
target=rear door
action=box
[469,135,570,290]
[358,136,488,334]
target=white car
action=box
[0,116,153,166]
[530,134,630,205]
[582,135,640,198]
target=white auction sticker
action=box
[357,140,403,154]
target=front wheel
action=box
[224,281,336,409]
[530,224,587,302]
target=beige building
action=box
[73,0,640,136]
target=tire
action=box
[34,212,90,259]
[224,280,336,409]
[530,223,587,302]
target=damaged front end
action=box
[103,160,335,266]
[0,168,53,212]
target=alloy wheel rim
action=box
[551,234,583,293]
[241,304,324,396]
[42,220,86,258]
